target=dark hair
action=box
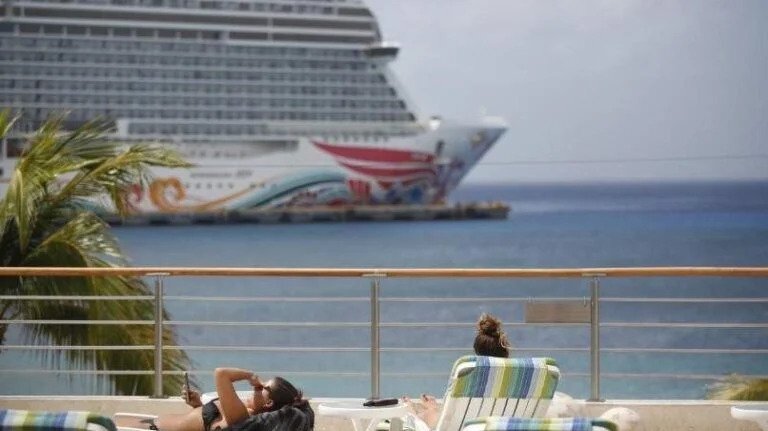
[473,313,510,358]
[266,376,309,411]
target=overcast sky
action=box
[365,0,768,183]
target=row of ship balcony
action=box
[2,120,419,143]
[0,65,389,83]
[0,83,401,98]
[4,34,369,58]
[2,92,410,111]
[14,0,373,18]
[1,54,379,73]
[1,20,379,45]
[0,105,417,123]
[11,3,377,31]
[0,88,406,104]
[0,65,390,84]
[3,73,387,87]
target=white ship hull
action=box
[0,119,505,213]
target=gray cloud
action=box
[366,0,768,183]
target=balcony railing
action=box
[1,266,766,401]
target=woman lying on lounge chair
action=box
[404,313,511,429]
[115,367,313,431]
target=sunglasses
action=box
[253,382,272,393]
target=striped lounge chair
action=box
[0,409,117,431]
[461,417,617,431]
[409,356,560,431]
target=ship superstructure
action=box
[0,0,506,211]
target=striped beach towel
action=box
[0,409,117,431]
[450,356,559,400]
[463,417,617,431]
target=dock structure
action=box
[103,202,510,225]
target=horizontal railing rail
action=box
[1,266,768,277]
[1,266,767,401]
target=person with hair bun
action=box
[405,313,511,429]
[473,312,511,358]
[115,368,313,431]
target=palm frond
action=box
[11,215,192,395]
[0,112,193,395]
[1,113,191,249]
[707,374,768,401]
[53,141,191,217]
[28,211,127,266]
[0,108,21,239]
[0,109,19,141]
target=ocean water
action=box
[2,181,767,400]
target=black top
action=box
[226,403,314,431]
[202,399,222,431]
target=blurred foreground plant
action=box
[707,374,768,401]
[0,110,194,395]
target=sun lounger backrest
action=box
[461,417,617,431]
[436,357,560,431]
[0,409,117,431]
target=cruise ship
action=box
[0,0,506,212]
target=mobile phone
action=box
[363,398,398,407]
[184,371,190,395]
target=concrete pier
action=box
[103,202,510,226]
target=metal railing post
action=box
[364,273,385,399]
[588,275,604,401]
[151,274,166,398]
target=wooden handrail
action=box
[0,266,767,277]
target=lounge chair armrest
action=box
[403,412,433,431]
[113,412,158,431]
[113,413,158,420]
[591,419,618,431]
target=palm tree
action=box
[0,110,194,395]
[707,374,768,401]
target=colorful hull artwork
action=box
[0,120,506,214]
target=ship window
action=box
[337,7,372,17]
[6,138,26,158]
[19,24,41,33]
[435,141,445,158]
[68,26,86,35]
[200,0,220,9]
[272,33,375,45]
[273,18,372,31]
[230,31,268,41]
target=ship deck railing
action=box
[1,266,766,402]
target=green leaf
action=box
[0,111,193,395]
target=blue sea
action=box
[2,181,767,400]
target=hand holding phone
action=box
[181,372,202,408]
[184,371,190,397]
